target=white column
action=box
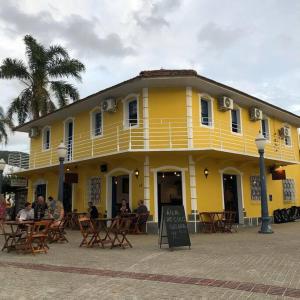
[144,156,150,210]
[188,155,197,212]
[186,87,193,148]
[143,88,149,149]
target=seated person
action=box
[134,200,148,215]
[16,202,34,221]
[32,195,49,220]
[88,202,99,219]
[48,196,65,227]
[119,199,131,215]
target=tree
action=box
[0,106,12,144]
[0,35,85,125]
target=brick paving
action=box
[0,222,300,299]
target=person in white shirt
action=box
[16,202,34,221]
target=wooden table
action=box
[199,212,225,233]
[1,220,34,252]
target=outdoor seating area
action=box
[199,211,237,233]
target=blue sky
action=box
[0,0,299,151]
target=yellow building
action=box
[15,69,300,232]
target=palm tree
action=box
[0,35,85,125]
[0,106,13,144]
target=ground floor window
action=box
[283,179,295,201]
[88,177,101,205]
[250,176,261,200]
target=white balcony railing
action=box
[22,117,298,170]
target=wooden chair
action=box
[48,217,68,243]
[78,216,104,248]
[109,217,133,249]
[1,223,23,252]
[222,211,237,233]
[199,212,214,233]
[27,220,51,254]
[130,212,149,234]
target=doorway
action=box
[223,174,239,223]
[111,175,129,217]
[35,184,46,199]
[63,183,72,213]
[157,171,183,223]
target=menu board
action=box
[159,205,191,249]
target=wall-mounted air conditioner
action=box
[218,96,234,111]
[29,127,40,138]
[250,107,263,121]
[101,98,117,112]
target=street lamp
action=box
[0,158,6,194]
[255,133,273,234]
[57,142,67,203]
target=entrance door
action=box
[223,174,239,223]
[63,182,72,213]
[157,171,183,223]
[111,175,129,217]
[35,184,46,199]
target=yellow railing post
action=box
[168,121,172,148]
[129,124,132,150]
[117,126,120,151]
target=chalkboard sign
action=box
[159,205,191,249]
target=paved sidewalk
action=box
[1,222,300,299]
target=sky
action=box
[0,0,299,152]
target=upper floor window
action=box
[123,95,139,128]
[231,109,242,134]
[200,96,213,127]
[261,118,270,140]
[91,109,103,137]
[283,125,292,146]
[42,127,51,150]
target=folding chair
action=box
[48,217,68,243]
[1,223,23,252]
[28,220,51,254]
[222,211,237,233]
[110,217,133,249]
[78,216,104,248]
[130,212,149,234]
[199,212,214,233]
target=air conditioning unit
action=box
[101,98,116,112]
[29,127,40,138]
[279,127,291,138]
[218,96,234,111]
[250,107,263,121]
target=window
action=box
[283,126,292,146]
[88,177,101,205]
[231,109,241,133]
[42,127,51,150]
[283,179,295,201]
[261,118,270,140]
[200,97,213,126]
[250,176,261,200]
[123,96,139,128]
[91,110,103,137]
[128,99,138,127]
[64,119,74,161]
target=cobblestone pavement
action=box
[1,222,300,299]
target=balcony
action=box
[25,118,298,170]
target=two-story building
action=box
[14,69,300,232]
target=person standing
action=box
[88,202,99,220]
[32,195,49,220]
[0,194,6,222]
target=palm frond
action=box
[47,45,69,61]
[0,58,30,80]
[0,122,8,144]
[48,58,85,81]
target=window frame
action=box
[63,117,75,161]
[87,176,101,205]
[199,93,214,128]
[230,107,243,135]
[122,94,139,129]
[90,107,103,139]
[42,126,51,151]
[261,117,271,142]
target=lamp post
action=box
[0,159,6,194]
[57,142,67,203]
[255,133,273,234]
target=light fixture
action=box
[162,173,165,178]
[230,175,233,180]
[114,177,118,185]
[204,168,209,179]
[57,141,67,159]
[174,171,177,175]
[255,132,267,151]
[134,169,139,178]
[66,168,70,172]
